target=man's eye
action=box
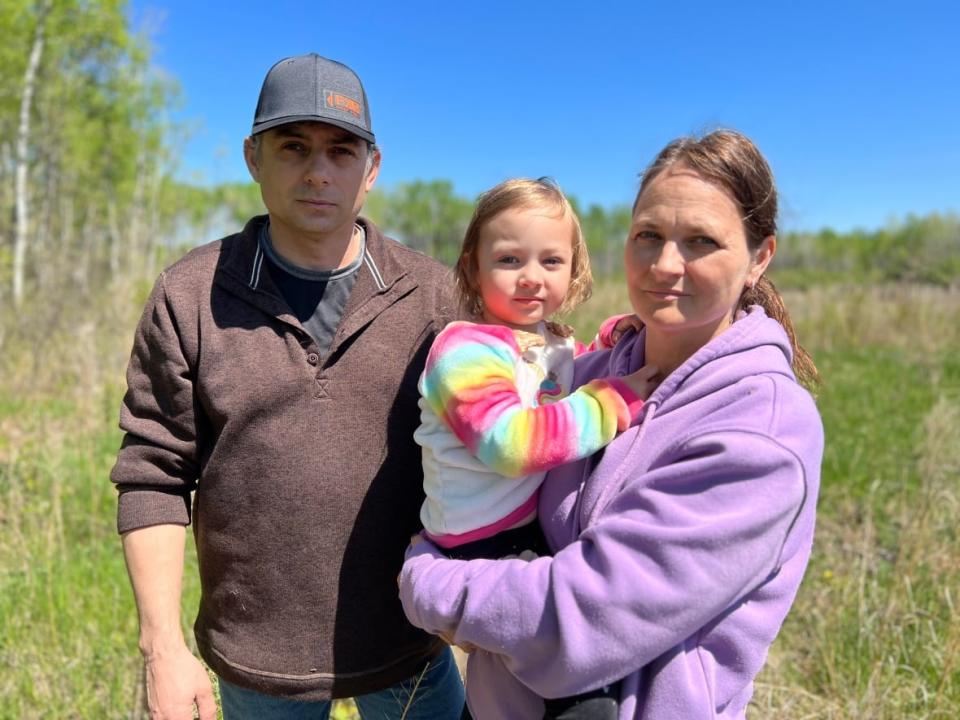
[633,230,660,242]
[282,142,306,153]
[331,146,356,156]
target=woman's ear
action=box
[748,235,776,286]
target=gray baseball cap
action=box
[252,53,375,143]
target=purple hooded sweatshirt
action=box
[399,306,823,719]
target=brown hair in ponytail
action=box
[634,129,820,390]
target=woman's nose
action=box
[651,241,684,276]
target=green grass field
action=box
[1,281,957,718]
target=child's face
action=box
[475,205,574,332]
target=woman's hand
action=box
[405,533,477,652]
[621,364,660,400]
[399,533,425,587]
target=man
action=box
[112,53,463,719]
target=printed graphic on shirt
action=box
[536,372,564,405]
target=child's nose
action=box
[518,272,541,288]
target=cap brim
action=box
[251,115,375,144]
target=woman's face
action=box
[625,165,774,347]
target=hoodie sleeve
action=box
[420,321,642,478]
[399,428,813,698]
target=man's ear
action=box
[243,136,260,182]
[364,147,382,191]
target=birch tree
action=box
[12,0,49,307]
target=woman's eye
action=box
[691,236,719,247]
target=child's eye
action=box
[496,255,519,265]
[543,257,565,266]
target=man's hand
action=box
[143,644,217,720]
[122,525,215,720]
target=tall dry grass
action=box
[783,283,960,360]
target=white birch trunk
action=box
[12,1,51,307]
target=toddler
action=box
[414,178,657,720]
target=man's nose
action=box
[303,153,330,185]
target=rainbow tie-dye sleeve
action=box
[420,321,642,479]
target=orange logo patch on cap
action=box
[324,91,362,118]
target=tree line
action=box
[179,178,960,288]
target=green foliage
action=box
[573,201,632,277]
[0,0,180,309]
[776,213,960,288]
[377,179,474,265]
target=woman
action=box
[399,129,824,719]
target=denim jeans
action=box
[220,646,465,719]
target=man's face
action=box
[244,122,380,245]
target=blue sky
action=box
[129,0,959,233]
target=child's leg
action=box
[442,521,550,560]
[542,684,619,720]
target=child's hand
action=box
[620,364,660,401]
[611,315,644,344]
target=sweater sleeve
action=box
[399,429,812,698]
[420,321,641,479]
[110,272,201,533]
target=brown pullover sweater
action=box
[111,215,455,699]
